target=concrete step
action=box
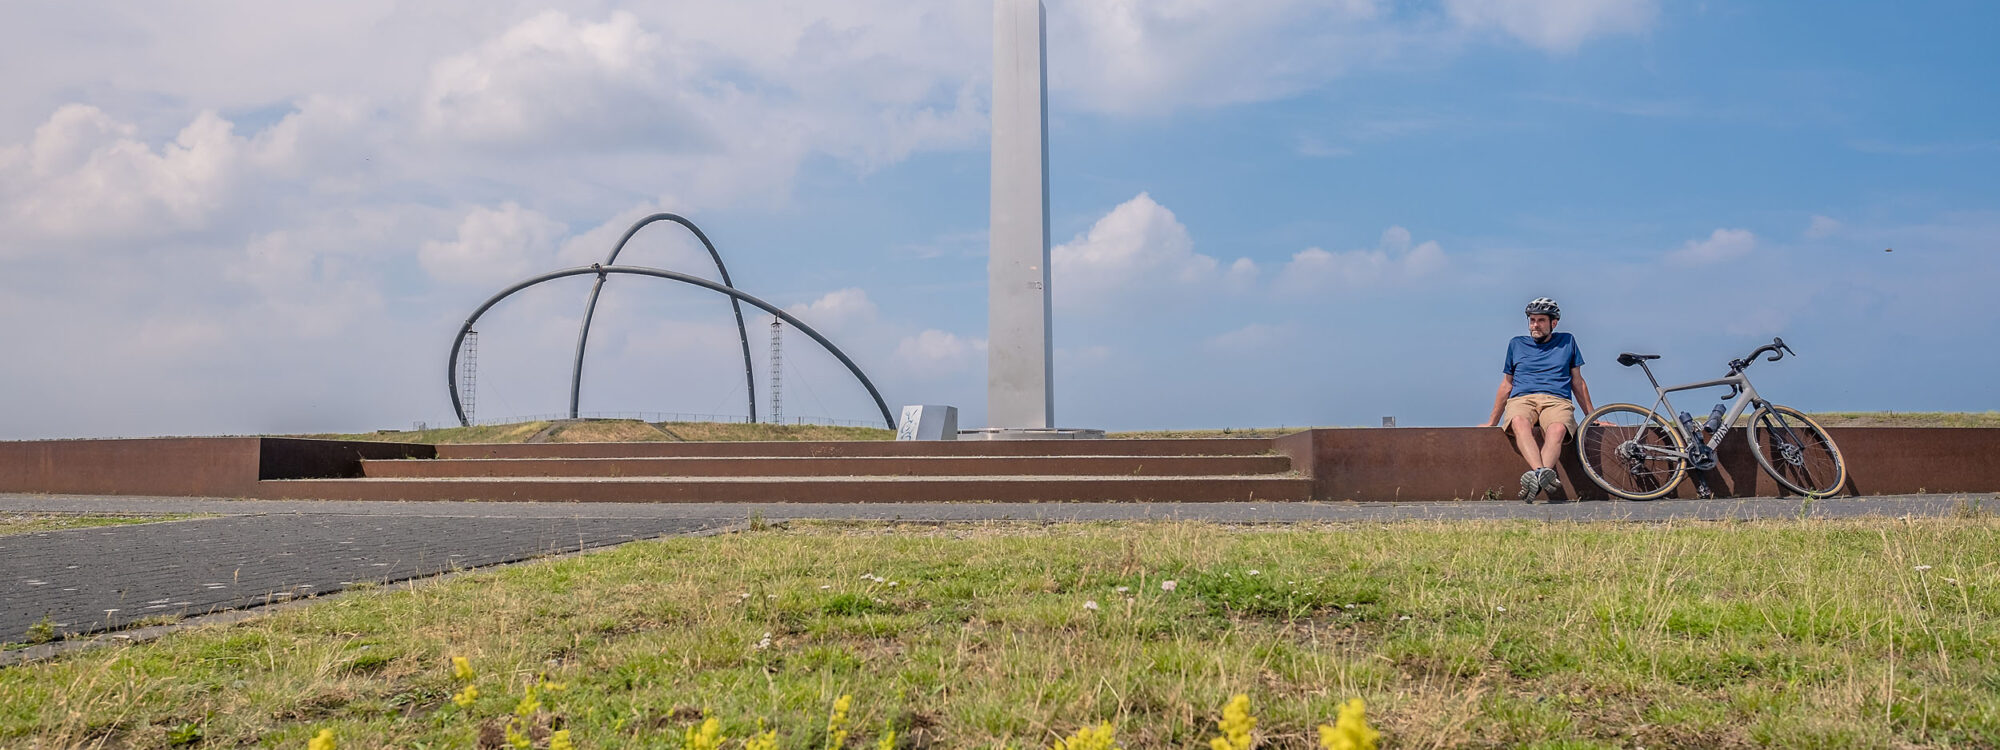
[434,438,1276,460]
[360,455,1293,479]
[261,475,1312,503]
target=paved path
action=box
[1,511,725,642]
[2,492,1989,645]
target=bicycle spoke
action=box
[1753,406,1846,496]
[1578,405,1686,499]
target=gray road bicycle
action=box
[1576,337,1847,500]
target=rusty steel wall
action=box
[1275,427,2000,502]
[0,438,432,498]
[0,437,265,497]
[2,429,1994,502]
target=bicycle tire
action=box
[1748,404,1847,497]
[1576,403,1688,500]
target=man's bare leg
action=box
[1509,415,1545,470]
[1538,423,1568,471]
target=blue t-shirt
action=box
[1504,332,1584,399]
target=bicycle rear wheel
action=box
[1576,404,1687,500]
[1748,404,1846,497]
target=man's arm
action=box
[1481,374,1513,427]
[1571,367,1596,416]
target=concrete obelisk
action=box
[987,0,1054,429]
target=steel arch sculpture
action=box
[448,265,894,429]
[571,214,756,421]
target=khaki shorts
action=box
[1501,394,1576,441]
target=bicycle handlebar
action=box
[1727,337,1794,376]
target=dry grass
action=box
[303,414,1996,447]
[1108,428,1324,440]
[1808,412,2000,428]
[304,421,555,444]
[0,513,201,536]
[646,421,893,442]
[306,419,893,444]
[5,519,1997,749]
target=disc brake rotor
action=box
[1779,441,1805,467]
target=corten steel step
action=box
[360,455,1293,479]
[260,475,1312,503]
[434,438,1275,460]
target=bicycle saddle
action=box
[1616,353,1661,367]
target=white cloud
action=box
[1205,323,1288,353]
[1052,192,1254,308]
[1805,215,1842,239]
[1445,0,1657,53]
[1275,225,1447,294]
[1,106,244,245]
[892,329,985,379]
[1666,228,1756,266]
[1048,0,1387,114]
[555,203,707,269]
[421,11,715,150]
[787,288,879,332]
[419,202,566,285]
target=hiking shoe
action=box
[1519,469,1543,502]
[1540,467,1562,497]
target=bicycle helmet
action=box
[1524,297,1561,319]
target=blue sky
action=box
[0,0,1994,438]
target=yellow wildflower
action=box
[307,728,336,750]
[1209,694,1256,750]
[743,720,780,750]
[451,656,475,682]
[684,716,726,750]
[1051,721,1121,750]
[825,694,854,750]
[514,684,542,718]
[452,684,480,709]
[550,730,575,750]
[1317,699,1379,750]
[877,729,897,750]
[504,719,532,750]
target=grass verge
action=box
[299,413,1997,446]
[306,419,893,444]
[0,513,202,537]
[5,519,1997,748]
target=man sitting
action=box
[1481,297,1598,502]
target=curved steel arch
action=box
[450,265,893,429]
[571,213,756,421]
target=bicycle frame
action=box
[1629,363,1764,455]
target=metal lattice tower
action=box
[768,319,783,424]
[460,330,478,424]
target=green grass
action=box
[5,519,1997,748]
[0,513,201,536]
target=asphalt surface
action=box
[1,510,726,643]
[2,492,1990,647]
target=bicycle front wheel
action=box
[1748,404,1846,497]
[1577,404,1688,500]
